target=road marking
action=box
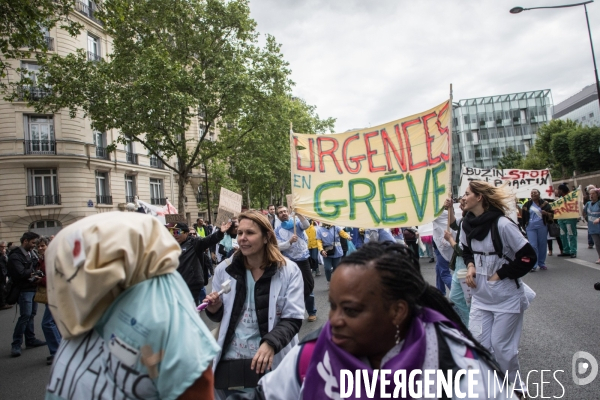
[566,258,600,271]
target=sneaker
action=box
[570,253,577,258]
[428,258,435,263]
[547,251,553,256]
[47,355,54,365]
[316,270,322,276]
[326,282,330,289]
[595,260,600,264]
[539,265,548,270]
[10,346,21,357]
[25,339,47,348]
[530,267,537,272]
[307,315,317,322]
[588,245,594,249]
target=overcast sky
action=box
[249,0,600,132]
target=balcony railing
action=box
[96,195,112,205]
[44,36,54,51]
[26,194,61,206]
[76,0,103,25]
[150,157,165,169]
[125,195,136,203]
[126,152,138,164]
[151,197,167,206]
[87,51,102,62]
[25,140,56,155]
[96,146,110,159]
[17,85,52,101]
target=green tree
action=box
[30,0,291,215]
[527,119,578,170]
[497,147,523,169]
[569,126,600,174]
[551,130,576,177]
[1,0,82,93]
[520,146,547,170]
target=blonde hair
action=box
[237,210,286,269]
[468,181,513,215]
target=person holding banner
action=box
[521,189,554,271]
[556,184,579,258]
[583,188,600,263]
[461,181,537,391]
[274,206,316,322]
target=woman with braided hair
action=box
[460,180,537,395]
[229,242,514,399]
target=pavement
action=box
[1,232,600,398]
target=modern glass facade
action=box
[450,89,553,193]
[553,84,599,128]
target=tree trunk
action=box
[246,182,251,209]
[177,174,186,217]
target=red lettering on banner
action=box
[342,134,365,174]
[435,102,450,162]
[295,137,315,172]
[317,137,343,174]
[364,131,386,173]
[422,111,441,165]
[382,126,407,172]
[402,118,428,171]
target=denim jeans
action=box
[324,256,342,282]
[434,248,452,295]
[309,248,319,272]
[12,291,38,347]
[527,224,548,268]
[305,292,317,316]
[42,306,62,355]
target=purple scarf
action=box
[303,307,457,400]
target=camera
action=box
[28,270,45,281]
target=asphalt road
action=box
[1,231,599,398]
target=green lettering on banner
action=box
[349,178,381,223]
[431,163,446,217]
[407,169,431,222]
[314,181,347,219]
[378,174,407,224]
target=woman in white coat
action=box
[460,181,537,393]
[204,210,305,399]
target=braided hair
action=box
[339,241,497,368]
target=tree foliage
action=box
[497,147,523,169]
[30,0,292,214]
[1,0,82,93]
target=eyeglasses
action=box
[170,229,183,235]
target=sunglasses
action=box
[170,229,183,235]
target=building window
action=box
[150,178,166,205]
[125,175,136,203]
[27,169,60,206]
[125,141,138,164]
[19,62,51,101]
[29,220,62,237]
[87,33,101,62]
[95,171,112,204]
[582,116,587,121]
[24,115,55,154]
[150,155,165,169]
[94,131,109,159]
[590,113,595,118]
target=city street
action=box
[1,232,599,398]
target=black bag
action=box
[6,279,20,305]
[214,359,265,390]
[324,227,338,256]
[548,222,560,238]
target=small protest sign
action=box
[215,187,242,226]
[165,214,186,224]
[551,188,581,219]
[214,208,236,227]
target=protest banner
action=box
[459,167,554,199]
[165,214,186,224]
[551,187,581,219]
[215,187,242,226]
[291,100,451,228]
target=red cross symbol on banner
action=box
[545,185,555,197]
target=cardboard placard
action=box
[214,208,235,227]
[286,194,294,210]
[165,214,186,224]
[219,187,243,213]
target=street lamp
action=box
[511,1,600,110]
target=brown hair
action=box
[237,210,286,269]
[468,181,513,214]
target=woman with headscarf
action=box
[228,242,515,399]
[203,211,305,399]
[521,189,554,271]
[45,212,219,399]
[460,181,537,394]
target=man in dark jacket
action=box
[0,241,11,310]
[8,232,46,357]
[167,221,230,305]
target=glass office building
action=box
[450,89,553,193]
[553,84,599,128]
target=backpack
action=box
[467,215,528,288]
